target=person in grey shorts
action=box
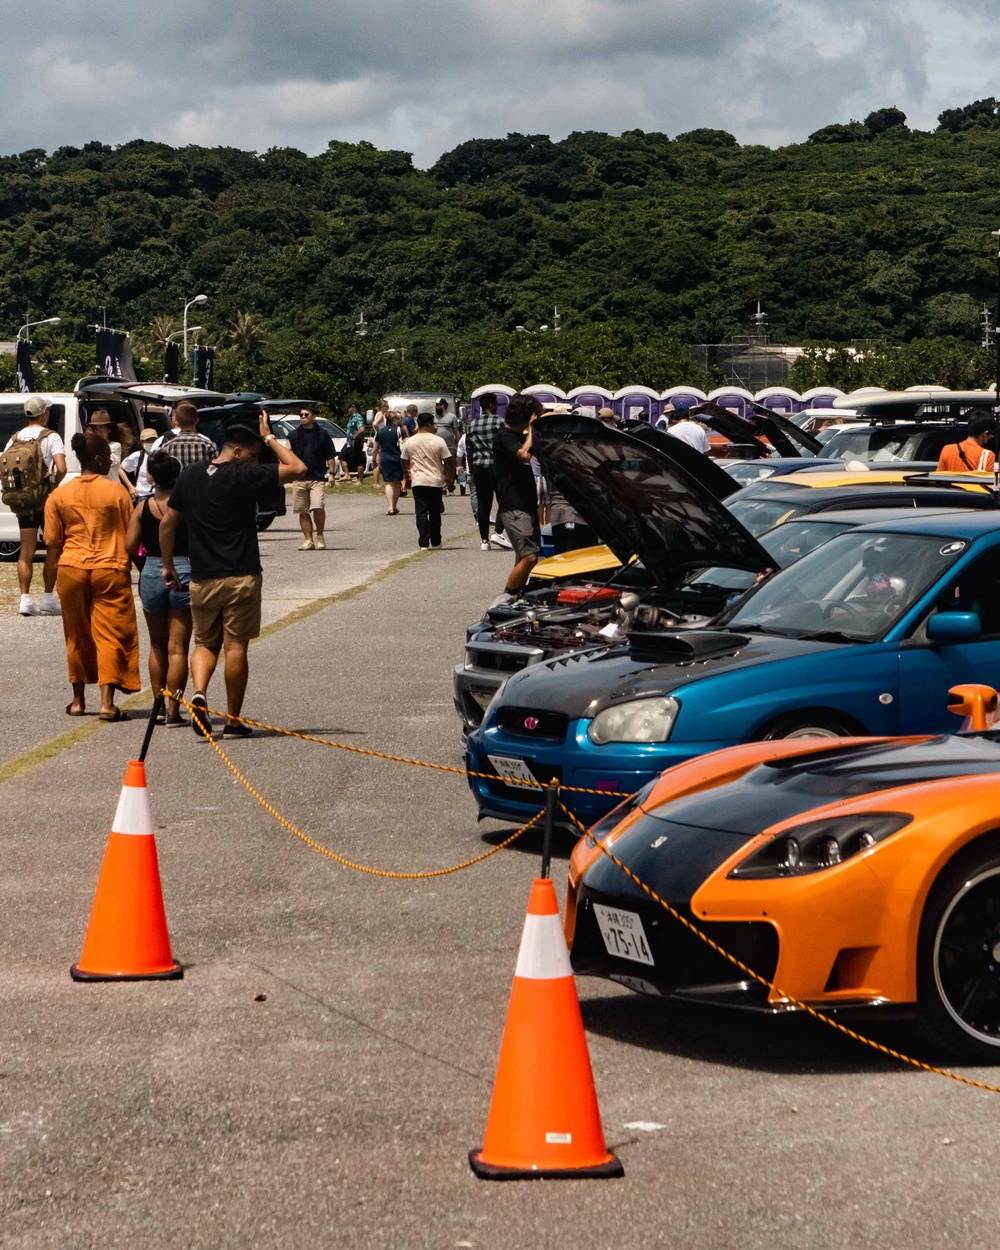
[492,393,544,594]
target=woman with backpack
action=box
[43,431,140,721]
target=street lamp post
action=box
[183,294,208,361]
[17,316,60,340]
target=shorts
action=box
[291,480,327,513]
[190,573,263,649]
[139,555,192,614]
[15,509,44,531]
[500,508,541,561]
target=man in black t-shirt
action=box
[288,406,336,550]
[493,392,544,594]
[160,414,305,739]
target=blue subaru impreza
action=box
[467,511,1000,827]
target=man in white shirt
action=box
[121,427,161,498]
[399,411,454,549]
[664,413,711,454]
[5,396,67,615]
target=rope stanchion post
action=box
[540,780,559,879]
[138,692,165,763]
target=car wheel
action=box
[0,540,20,562]
[917,841,1000,1062]
[760,712,856,740]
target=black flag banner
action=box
[192,345,215,390]
[96,330,136,381]
[15,339,35,393]
[163,341,180,384]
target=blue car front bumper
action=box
[466,719,737,828]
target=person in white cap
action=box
[5,396,67,615]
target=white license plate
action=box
[593,904,654,966]
[488,754,536,786]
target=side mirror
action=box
[927,611,982,643]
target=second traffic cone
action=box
[470,877,622,1180]
[71,760,182,982]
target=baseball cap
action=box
[139,427,159,444]
[24,396,51,418]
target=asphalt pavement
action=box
[3,485,1000,1249]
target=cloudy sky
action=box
[2,0,998,166]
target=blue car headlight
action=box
[727,812,912,879]
[587,696,679,745]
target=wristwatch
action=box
[264,434,276,444]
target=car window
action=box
[925,549,1000,638]
[724,531,968,641]
[724,496,804,536]
[821,429,923,462]
[0,403,66,443]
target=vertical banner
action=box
[15,339,35,393]
[192,345,215,390]
[96,330,136,381]
[163,341,180,384]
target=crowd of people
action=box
[7,396,306,733]
[4,391,717,725]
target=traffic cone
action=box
[470,877,623,1180]
[71,760,182,982]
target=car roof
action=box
[773,469,916,487]
[794,506,976,525]
[847,511,1000,540]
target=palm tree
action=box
[228,311,268,359]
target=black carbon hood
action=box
[647,734,1000,836]
[494,631,839,720]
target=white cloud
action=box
[0,0,997,163]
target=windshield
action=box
[687,517,853,594]
[723,461,776,485]
[821,429,921,462]
[725,495,806,536]
[723,530,967,641]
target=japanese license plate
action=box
[488,754,536,786]
[593,904,654,966]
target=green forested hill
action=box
[3,102,1000,402]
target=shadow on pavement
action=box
[579,991,973,1077]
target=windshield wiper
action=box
[798,629,862,644]
[728,623,788,637]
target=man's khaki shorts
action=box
[190,574,263,649]
[291,480,327,513]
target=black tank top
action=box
[140,496,187,558]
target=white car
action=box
[0,392,84,557]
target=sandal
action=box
[66,703,86,717]
[98,707,131,722]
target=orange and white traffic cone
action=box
[71,760,182,982]
[470,876,623,1180]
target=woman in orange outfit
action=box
[43,431,140,720]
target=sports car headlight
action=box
[587,696,679,745]
[728,812,912,879]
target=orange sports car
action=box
[566,685,1000,1060]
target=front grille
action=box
[495,706,569,741]
[467,646,532,674]
[572,886,778,995]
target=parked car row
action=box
[457,404,1000,1059]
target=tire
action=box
[917,840,1000,1062]
[759,712,857,741]
[0,540,20,562]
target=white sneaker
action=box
[39,593,61,616]
[314,536,327,550]
[489,532,513,550]
[298,540,315,551]
[480,540,491,551]
[19,595,39,616]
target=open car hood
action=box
[688,400,821,457]
[531,416,775,584]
